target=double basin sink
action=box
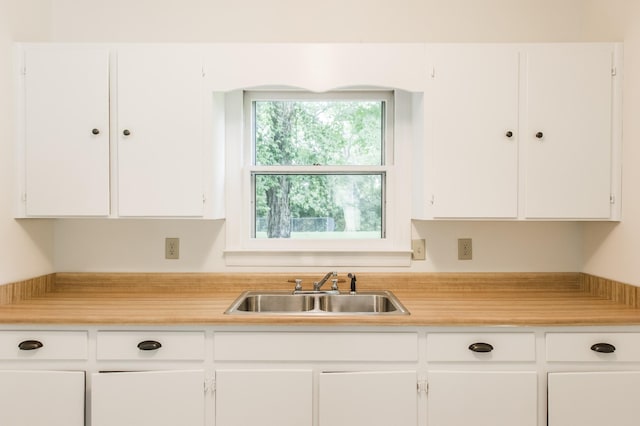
[225,290,409,315]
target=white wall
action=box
[42,0,599,275]
[581,0,640,285]
[0,0,54,284]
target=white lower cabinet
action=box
[548,371,640,426]
[546,332,640,426]
[8,327,640,426]
[91,370,205,426]
[427,371,537,426]
[319,370,418,426]
[0,370,85,426]
[215,369,312,426]
[426,332,538,426]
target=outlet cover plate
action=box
[458,238,472,260]
[411,239,426,260]
[165,238,179,260]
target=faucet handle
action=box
[331,279,339,291]
[294,279,303,291]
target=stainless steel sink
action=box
[228,293,316,313]
[225,291,409,315]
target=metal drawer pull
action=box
[137,340,162,351]
[468,342,494,353]
[18,340,44,351]
[590,342,616,353]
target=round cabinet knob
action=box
[505,131,514,138]
[590,342,616,354]
[92,128,100,135]
[468,342,494,353]
[122,129,131,136]
[18,340,44,351]
[137,340,162,351]
[535,132,544,139]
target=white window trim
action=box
[223,89,414,267]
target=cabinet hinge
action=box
[417,380,428,395]
[204,377,215,394]
[610,195,616,204]
[612,67,617,77]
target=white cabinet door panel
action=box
[24,46,110,216]
[92,370,204,426]
[430,45,519,218]
[319,370,417,426]
[427,371,537,426]
[215,369,312,426]
[0,370,84,426]
[525,44,613,218]
[548,371,640,426]
[117,46,204,217]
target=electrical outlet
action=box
[165,238,179,260]
[458,238,472,260]
[411,239,426,260]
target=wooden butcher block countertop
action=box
[0,272,640,326]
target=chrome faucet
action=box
[313,271,337,291]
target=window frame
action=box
[223,89,412,267]
[247,90,392,241]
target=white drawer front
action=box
[546,333,640,362]
[426,333,536,362]
[214,332,418,362]
[0,331,88,360]
[97,331,205,361]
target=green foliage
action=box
[254,98,384,238]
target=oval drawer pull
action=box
[137,340,162,351]
[18,340,44,351]
[591,342,616,354]
[468,342,494,353]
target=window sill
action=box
[223,249,412,267]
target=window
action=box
[224,89,412,267]
[248,91,391,240]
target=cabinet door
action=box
[319,370,417,426]
[0,370,84,426]
[117,46,204,217]
[427,371,537,426]
[430,45,519,218]
[525,44,614,218]
[548,371,640,426]
[215,369,312,426]
[23,46,110,216]
[92,370,204,426]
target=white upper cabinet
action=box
[116,46,204,217]
[21,46,110,216]
[524,44,615,219]
[420,43,621,220]
[428,45,520,218]
[18,44,207,218]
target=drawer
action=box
[0,331,88,360]
[97,331,205,361]
[546,332,640,362]
[214,332,418,362]
[426,333,536,362]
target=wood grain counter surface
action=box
[1,272,640,326]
